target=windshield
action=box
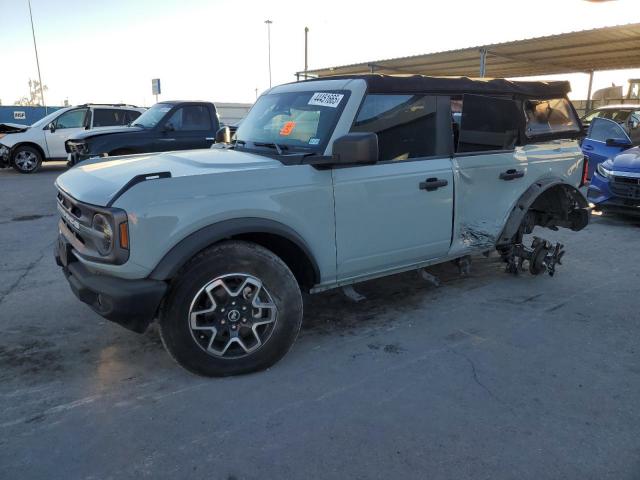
[132,103,173,128]
[235,90,350,153]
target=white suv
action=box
[0,104,145,173]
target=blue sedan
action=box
[584,118,640,213]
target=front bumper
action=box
[55,235,167,333]
[588,173,640,214]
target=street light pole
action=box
[304,26,309,80]
[264,19,273,88]
[27,0,46,113]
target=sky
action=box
[0,0,639,107]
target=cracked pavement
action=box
[1,163,640,479]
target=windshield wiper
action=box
[253,142,288,155]
[131,123,146,128]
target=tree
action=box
[14,79,47,106]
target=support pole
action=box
[479,48,487,78]
[586,70,594,112]
[304,26,309,80]
[265,20,273,88]
[28,0,46,114]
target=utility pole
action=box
[27,0,46,113]
[255,87,258,100]
[265,19,273,88]
[304,26,309,80]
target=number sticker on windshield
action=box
[279,121,296,136]
[308,92,344,108]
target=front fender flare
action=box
[149,217,321,283]
[497,178,589,246]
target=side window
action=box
[127,110,142,124]
[457,95,521,153]
[93,109,129,127]
[165,106,212,131]
[350,94,438,161]
[587,117,630,142]
[582,110,601,123]
[53,109,88,129]
[523,98,580,138]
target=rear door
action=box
[44,108,89,158]
[449,95,527,255]
[333,94,454,281]
[160,105,216,151]
[582,117,632,178]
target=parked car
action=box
[586,117,640,214]
[0,104,144,173]
[581,104,640,144]
[581,116,635,178]
[54,75,589,376]
[65,101,220,165]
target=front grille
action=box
[611,176,640,200]
[66,142,87,154]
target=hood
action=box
[55,147,282,206]
[0,123,29,134]
[70,125,144,141]
[609,146,640,172]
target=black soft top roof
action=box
[303,74,571,98]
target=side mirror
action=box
[164,123,175,133]
[215,126,231,144]
[605,137,632,148]
[48,123,56,133]
[331,133,378,165]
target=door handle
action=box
[205,137,215,141]
[499,169,525,181]
[419,177,448,191]
[583,144,594,151]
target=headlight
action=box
[92,213,114,255]
[597,163,613,179]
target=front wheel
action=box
[12,146,42,173]
[159,241,303,376]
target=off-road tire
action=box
[12,145,43,173]
[159,240,303,376]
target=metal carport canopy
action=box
[301,23,640,79]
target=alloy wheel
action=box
[188,273,278,358]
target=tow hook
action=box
[505,237,565,276]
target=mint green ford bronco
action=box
[55,75,589,376]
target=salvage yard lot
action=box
[1,163,639,479]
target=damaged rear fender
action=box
[497,178,589,247]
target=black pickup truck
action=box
[65,101,220,165]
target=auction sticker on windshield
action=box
[279,121,296,136]
[308,92,344,108]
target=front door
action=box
[158,105,216,152]
[333,93,454,281]
[44,108,89,158]
[582,117,633,178]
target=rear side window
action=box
[587,117,629,143]
[166,106,213,131]
[351,94,438,161]
[524,98,580,138]
[457,95,521,153]
[93,109,130,127]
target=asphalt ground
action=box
[1,162,639,479]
